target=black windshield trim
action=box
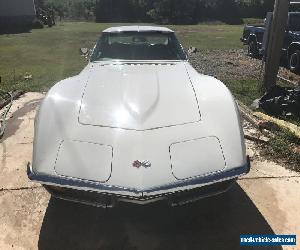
[91,31,187,61]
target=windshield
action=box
[289,13,300,31]
[91,31,187,61]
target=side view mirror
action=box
[80,47,93,60]
[187,46,198,55]
[80,47,89,56]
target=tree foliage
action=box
[39,0,276,24]
[147,0,198,24]
[94,0,274,24]
[44,0,96,19]
[238,0,275,18]
[221,0,243,24]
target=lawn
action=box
[0,21,244,92]
[1,21,299,169]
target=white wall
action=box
[0,0,36,17]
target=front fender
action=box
[185,63,247,169]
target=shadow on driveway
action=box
[38,183,282,250]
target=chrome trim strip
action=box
[143,160,249,194]
[27,157,250,197]
[51,193,114,208]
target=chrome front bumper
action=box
[27,156,250,207]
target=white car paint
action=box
[79,62,200,130]
[28,26,249,206]
[170,136,226,180]
[102,26,173,33]
[54,140,112,183]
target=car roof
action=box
[102,26,174,33]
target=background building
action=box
[0,0,36,31]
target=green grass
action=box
[169,24,244,50]
[0,22,108,92]
[242,18,264,25]
[0,21,244,92]
[262,128,300,172]
[224,79,261,106]
[224,77,300,170]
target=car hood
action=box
[78,62,201,130]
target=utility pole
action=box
[263,0,290,91]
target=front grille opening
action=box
[168,180,235,206]
[45,185,115,208]
[44,179,235,208]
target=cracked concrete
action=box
[0,92,299,250]
[0,93,44,191]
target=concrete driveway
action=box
[0,93,299,250]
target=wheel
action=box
[289,50,300,73]
[247,40,258,57]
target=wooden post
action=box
[263,0,289,91]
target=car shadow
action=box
[38,183,282,250]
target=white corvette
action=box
[27,26,250,207]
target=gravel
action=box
[189,49,300,84]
